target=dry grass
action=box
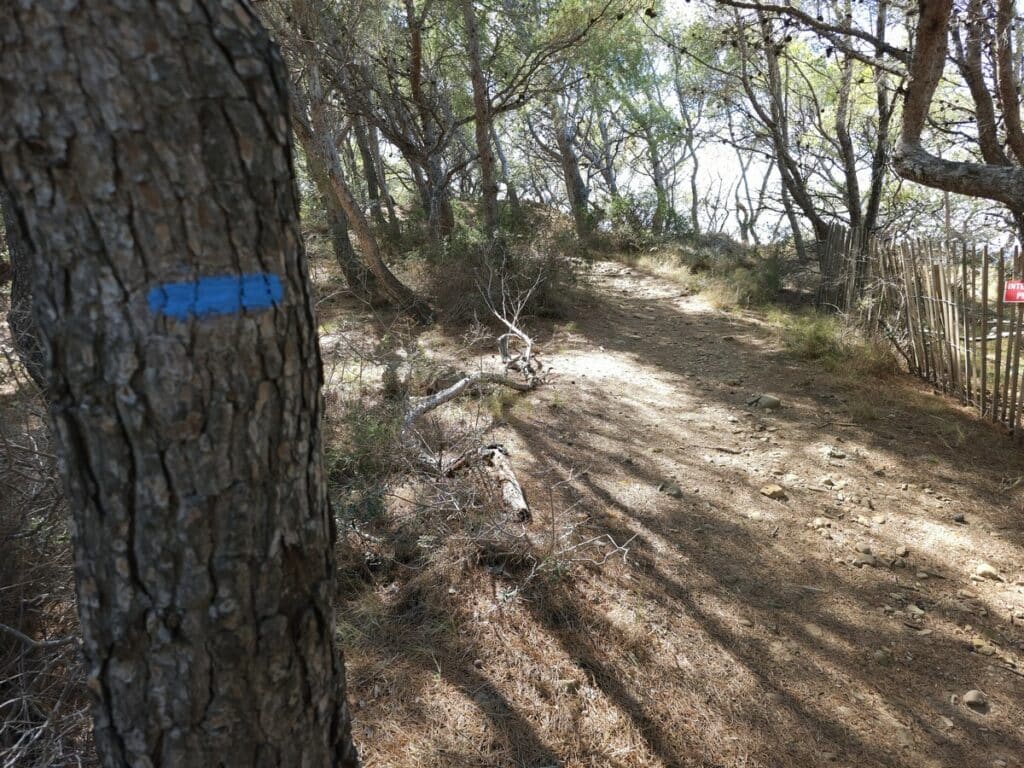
[334,257,1024,768]
[767,308,899,379]
[611,235,785,310]
[0,353,93,768]
[4,233,1022,768]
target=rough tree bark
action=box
[0,3,358,766]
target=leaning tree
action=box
[0,2,358,766]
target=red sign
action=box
[1005,280,1024,303]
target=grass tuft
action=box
[768,308,898,378]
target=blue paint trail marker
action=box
[148,273,284,320]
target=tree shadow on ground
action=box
[335,261,1024,767]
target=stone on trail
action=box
[895,545,909,557]
[854,541,872,554]
[963,689,988,712]
[759,484,787,500]
[853,553,877,568]
[974,563,1004,582]
[658,481,684,499]
[970,638,997,656]
[747,394,781,410]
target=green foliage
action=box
[768,309,898,378]
[326,401,403,524]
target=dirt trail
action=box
[346,259,1024,768]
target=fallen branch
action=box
[402,371,535,433]
[0,621,78,650]
[444,444,530,521]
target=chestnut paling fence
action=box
[817,222,1024,438]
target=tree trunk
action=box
[835,6,863,235]
[491,125,520,211]
[461,0,500,237]
[894,0,1024,210]
[367,124,401,235]
[551,104,592,239]
[425,158,456,240]
[404,0,455,242]
[302,139,388,306]
[0,184,46,390]
[863,0,893,240]
[352,118,385,227]
[297,68,432,323]
[645,129,670,236]
[0,3,359,766]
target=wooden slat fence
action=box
[818,224,1024,437]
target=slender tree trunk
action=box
[425,158,456,240]
[353,118,385,226]
[461,0,500,236]
[687,145,700,235]
[551,103,592,238]
[645,130,670,236]
[781,184,810,263]
[404,0,455,242]
[835,32,863,233]
[301,137,388,306]
[0,185,45,390]
[491,125,520,210]
[863,0,892,239]
[0,3,358,766]
[367,124,400,235]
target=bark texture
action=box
[0,3,358,766]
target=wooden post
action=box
[926,246,949,391]
[981,246,988,418]
[994,253,1006,423]
[900,242,923,375]
[938,250,960,396]
[962,243,973,405]
[909,242,933,381]
[1009,247,1023,433]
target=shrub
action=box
[426,235,578,323]
[326,400,404,524]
